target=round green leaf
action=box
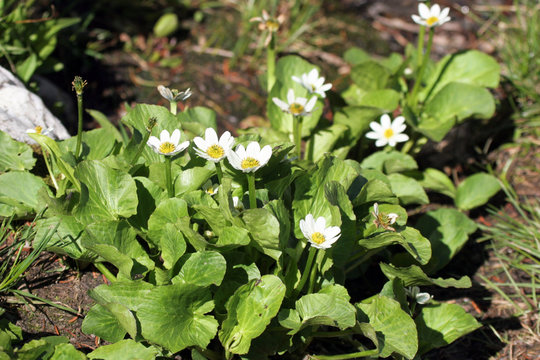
[455,173,501,210]
[88,339,159,360]
[0,130,35,171]
[172,251,226,287]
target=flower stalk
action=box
[43,151,58,191]
[165,156,174,198]
[267,35,276,93]
[246,172,256,209]
[215,161,224,184]
[409,28,434,109]
[293,245,317,297]
[293,115,304,159]
[131,117,157,166]
[72,76,87,158]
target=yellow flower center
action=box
[207,144,225,159]
[265,20,279,32]
[384,128,394,139]
[311,232,326,245]
[35,126,43,134]
[289,103,305,115]
[426,16,439,26]
[206,187,215,195]
[159,142,176,154]
[241,157,260,170]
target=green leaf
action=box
[219,275,286,355]
[420,83,495,141]
[361,150,418,174]
[343,47,371,65]
[455,173,501,210]
[417,209,477,273]
[417,168,456,199]
[88,339,159,360]
[147,197,189,246]
[159,223,187,269]
[86,109,123,142]
[305,124,349,162]
[294,285,356,332]
[0,130,35,171]
[333,106,381,143]
[361,226,431,265]
[193,205,228,236]
[83,220,154,279]
[416,303,481,355]
[128,177,164,232]
[356,295,418,359]
[0,172,48,217]
[343,87,400,111]
[380,263,472,288]
[293,156,361,238]
[172,251,226,287]
[350,61,390,91]
[60,128,117,161]
[267,56,324,135]
[242,208,281,260]
[153,13,178,37]
[50,343,87,360]
[74,160,138,223]
[421,50,500,103]
[388,173,429,205]
[82,304,127,343]
[179,107,218,136]
[174,166,214,196]
[214,226,251,249]
[137,283,218,353]
[89,281,154,311]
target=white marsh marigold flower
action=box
[227,142,272,173]
[411,3,451,28]
[372,203,399,232]
[27,126,53,136]
[366,114,409,147]
[299,214,341,250]
[272,89,317,117]
[292,69,332,98]
[147,129,190,156]
[193,128,234,162]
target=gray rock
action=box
[0,65,71,144]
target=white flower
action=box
[26,126,53,136]
[193,128,234,162]
[366,114,409,147]
[411,3,451,27]
[202,180,219,196]
[272,89,317,117]
[372,202,399,232]
[232,196,244,210]
[299,214,341,250]
[406,286,433,304]
[250,10,285,46]
[292,69,332,98]
[227,142,272,173]
[147,129,190,156]
[157,85,192,102]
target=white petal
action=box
[387,213,399,224]
[375,138,388,147]
[258,145,272,166]
[272,97,289,111]
[219,131,232,147]
[392,116,405,127]
[314,216,326,232]
[380,114,392,129]
[292,75,301,84]
[411,14,423,25]
[373,203,379,215]
[227,150,242,170]
[439,7,450,20]
[205,127,218,144]
[305,96,317,112]
[235,144,247,159]
[308,68,318,80]
[418,3,431,18]
[147,136,161,148]
[431,4,441,17]
[193,136,208,151]
[287,89,295,104]
[365,131,381,140]
[177,140,190,152]
[159,129,170,142]
[170,129,181,145]
[369,121,383,133]
[324,226,341,240]
[394,133,409,143]
[246,142,261,157]
[320,83,332,92]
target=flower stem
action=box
[292,245,317,298]
[293,115,303,159]
[130,130,152,166]
[94,262,116,283]
[165,156,174,198]
[310,349,379,360]
[416,25,426,69]
[169,101,177,115]
[246,172,256,209]
[409,28,434,110]
[267,35,276,93]
[75,93,84,158]
[215,161,224,184]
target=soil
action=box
[2,0,539,359]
